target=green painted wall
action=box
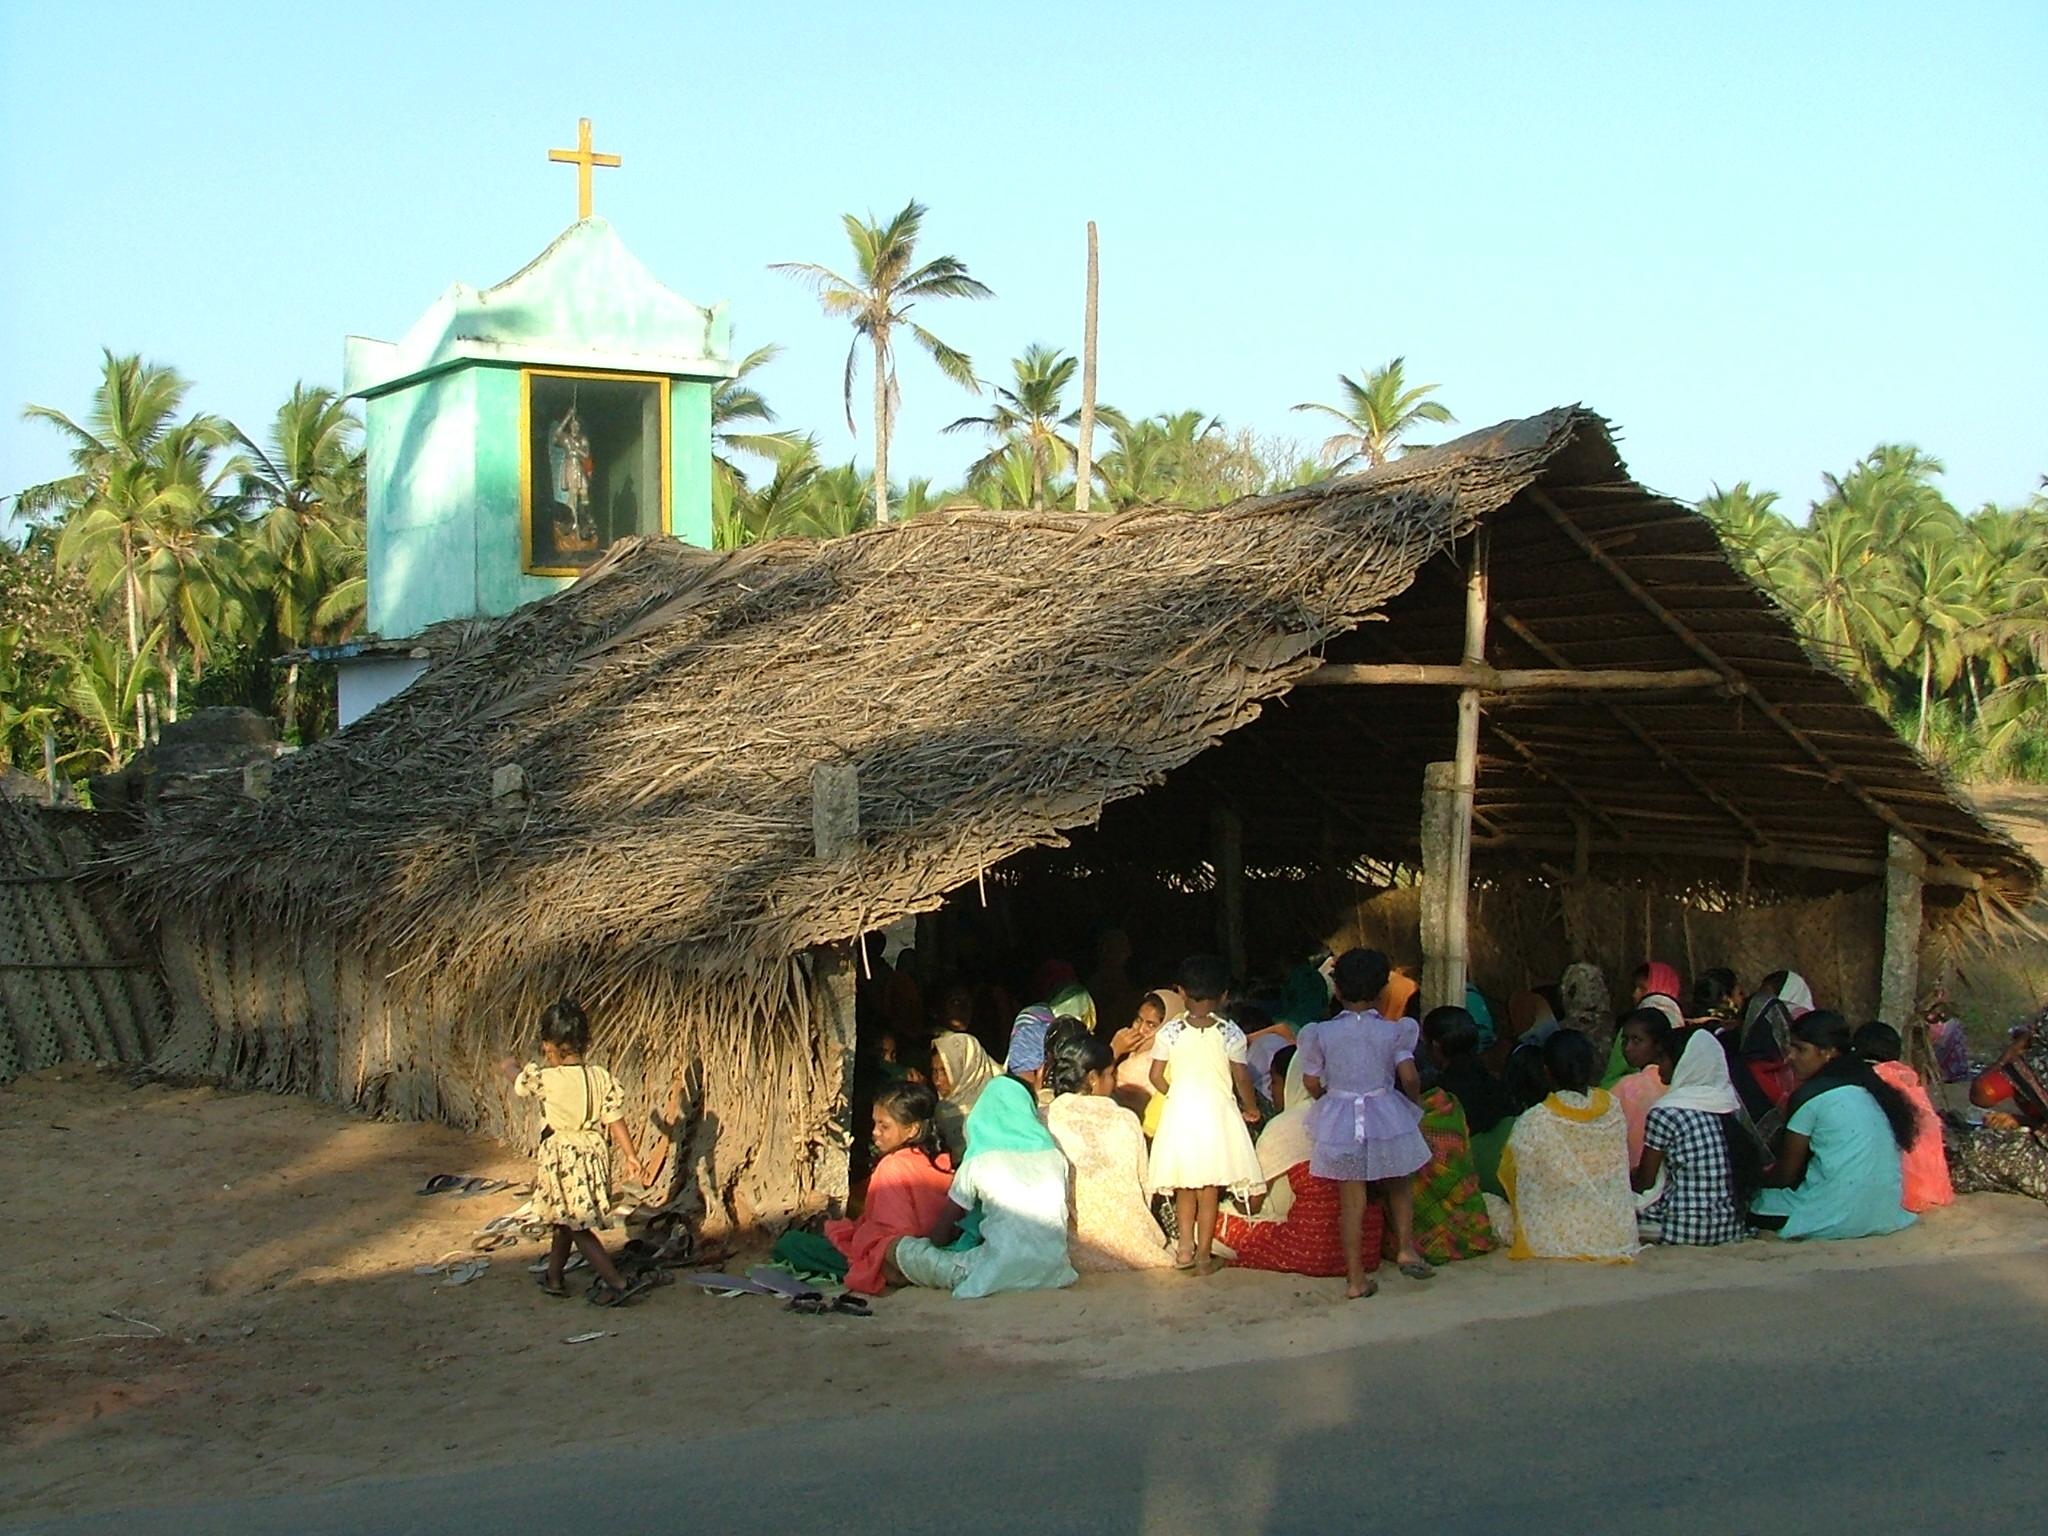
[365,368,479,640]
[671,379,714,549]
[367,362,714,639]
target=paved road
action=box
[11,1252,2044,1535]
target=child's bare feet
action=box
[1346,1277,1378,1300]
[1194,1255,1227,1277]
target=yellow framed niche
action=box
[520,367,672,576]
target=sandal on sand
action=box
[535,1272,571,1299]
[416,1173,468,1196]
[683,1271,780,1298]
[587,1274,657,1308]
[1397,1260,1436,1281]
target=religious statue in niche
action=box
[526,370,666,573]
[547,401,598,553]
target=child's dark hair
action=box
[1792,1011,1919,1150]
[874,1079,947,1165]
[1691,967,1739,1017]
[1541,1028,1599,1095]
[1503,1041,1550,1111]
[1233,1002,1275,1035]
[1178,953,1231,1003]
[1853,1021,1903,1063]
[1620,1005,1678,1061]
[1331,947,1391,1008]
[539,997,592,1054]
[1422,1005,1480,1060]
[1046,1016,1111,1096]
[1270,1043,1298,1097]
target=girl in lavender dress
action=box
[1299,948,1435,1298]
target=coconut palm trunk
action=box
[1918,647,1933,750]
[873,332,891,525]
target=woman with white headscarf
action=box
[1630,1022,1758,1245]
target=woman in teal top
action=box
[1751,1010,1918,1240]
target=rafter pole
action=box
[1528,486,1946,867]
[1496,612,1769,847]
[1297,662,1729,692]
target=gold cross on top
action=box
[548,117,621,220]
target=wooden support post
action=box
[1423,527,1489,1012]
[1879,830,1926,1026]
[1212,804,1246,982]
[810,762,861,1211]
[1420,761,1462,1010]
[42,729,60,805]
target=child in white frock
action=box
[1147,954,1265,1275]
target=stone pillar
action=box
[1878,830,1926,1026]
[810,763,861,1211]
[1420,761,1468,1012]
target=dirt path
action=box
[3,1067,2045,1522]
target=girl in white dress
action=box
[1147,954,1265,1275]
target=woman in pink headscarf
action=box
[1632,961,1684,1007]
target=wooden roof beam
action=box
[1496,612,1770,848]
[1473,831,1983,890]
[1299,662,1729,693]
[1526,486,1949,868]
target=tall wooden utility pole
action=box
[1074,221,1099,512]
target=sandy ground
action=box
[4,1066,2046,1522]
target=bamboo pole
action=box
[1298,662,1727,692]
[1073,221,1099,514]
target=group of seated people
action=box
[769,943,2042,1300]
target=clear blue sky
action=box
[3,1,2043,534]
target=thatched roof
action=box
[121,408,2038,1005]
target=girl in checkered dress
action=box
[1628,1017,1758,1246]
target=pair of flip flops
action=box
[415,1254,490,1287]
[684,1266,869,1316]
[417,1174,519,1197]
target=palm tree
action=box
[58,624,166,772]
[1885,535,1983,750]
[16,352,218,520]
[711,344,809,488]
[772,200,993,524]
[1292,358,1454,472]
[228,384,367,728]
[713,440,820,549]
[1779,503,1897,691]
[945,345,1109,509]
[1700,482,1794,585]
[789,462,876,540]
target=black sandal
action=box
[587,1273,657,1307]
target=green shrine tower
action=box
[330,119,733,723]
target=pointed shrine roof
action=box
[343,218,733,397]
